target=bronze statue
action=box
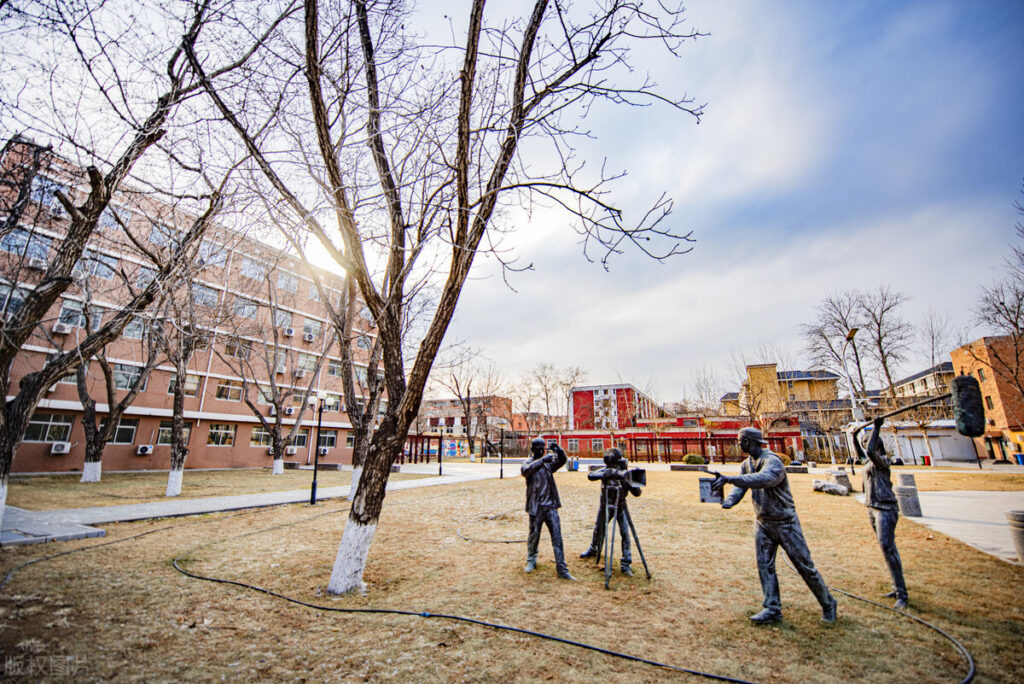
[581,448,642,576]
[713,427,837,624]
[857,417,908,609]
[521,437,575,580]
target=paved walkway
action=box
[3,463,1023,565]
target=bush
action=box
[682,453,706,465]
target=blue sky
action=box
[438,0,1024,403]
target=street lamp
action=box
[309,389,328,506]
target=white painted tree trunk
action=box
[165,467,183,497]
[272,458,284,475]
[0,477,7,532]
[348,467,362,501]
[327,518,377,595]
[80,461,102,483]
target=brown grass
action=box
[6,468,430,510]
[1,471,1022,682]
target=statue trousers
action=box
[755,519,833,614]
[527,507,568,572]
[868,507,907,600]
[586,501,632,566]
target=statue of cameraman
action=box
[580,448,642,576]
[521,437,575,580]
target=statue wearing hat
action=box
[713,427,837,624]
[521,437,575,580]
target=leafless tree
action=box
[691,362,727,414]
[187,0,704,594]
[920,307,953,369]
[858,285,913,395]
[801,290,870,398]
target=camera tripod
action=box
[597,479,651,589]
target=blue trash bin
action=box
[1015,453,1024,466]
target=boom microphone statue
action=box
[857,417,908,609]
[712,427,837,624]
[521,438,575,580]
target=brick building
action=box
[3,138,380,474]
[951,336,1024,461]
[570,383,665,430]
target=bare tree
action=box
[858,285,913,395]
[187,0,704,594]
[801,290,870,398]
[691,363,727,415]
[920,307,953,369]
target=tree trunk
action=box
[272,457,284,475]
[80,446,104,483]
[328,413,407,594]
[166,466,184,497]
[348,467,362,502]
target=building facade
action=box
[951,336,1024,461]
[570,383,665,431]
[3,138,381,474]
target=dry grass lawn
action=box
[1,470,1022,682]
[6,468,430,510]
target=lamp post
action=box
[309,389,327,506]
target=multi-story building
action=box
[3,138,381,473]
[951,336,1024,461]
[570,383,665,430]
[415,395,512,441]
[893,361,954,400]
[720,364,839,419]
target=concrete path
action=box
[910,490,1024,564]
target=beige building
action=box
[721,363,839,424]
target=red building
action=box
[570,383,664,430]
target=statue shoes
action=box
[524,559,536,573]
[821,596,838,623]
[557,568,577,581]
[579,548,597,559]
[621,565,634,577]
[894,597,908,610]
[749,608,782,624]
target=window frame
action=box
[206,423,237,447]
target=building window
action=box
[591,439,605,452]
[274,308,292,328]
[192,283,219,307]
[327,359,343,377]
[318,430,337,448]
[30,175,69,215]
[215,379,244,401]
[290,427,310,448]
[0,283,27,317]
[168,372,200,397]
[197,240,227,267]
[302,318,322,338]
[24,413,74,442]
[58,300,103,330]
[978,368,987,382]
[232,296,259,319]
[357,334,372,350]
[277,271,298,294]
[346,432,355,447]
[122,316,146,340]
[113,363,147,391]
[207,423,236,446]
[1,227,52,261]
[149,223,179,248]
[224,338,252,359]
[324,394,342,411]
[239,257,267,280]
[157,420,192,445]
[985,396,995,410]
[136,267,156,289]
[296,353,317,372]
[567,438,579,453]
[250,426,274,447]
[74,250,118,279]
[309,283,321,302]
[105,418,139,444]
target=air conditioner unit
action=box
[283,327,295,337]
[136,444,153,455]
[27,257,48,270]
[47,384,58,393]
[318,446,329,456]
[293,369,306,379]
[266,447,275,456]
[284,406,295,416]
[275,365,286,375]
[52,321,72,335]
[285,446,298,455]
[268,405,277,415]
[303,332,315,343]
[50,441,71,455]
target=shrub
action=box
[682,453,706,465]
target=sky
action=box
[435,0,1024,403]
